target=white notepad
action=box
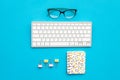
[67,51,86,74]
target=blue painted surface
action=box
[0,0,120,80]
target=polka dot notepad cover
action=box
[67,51,86,74]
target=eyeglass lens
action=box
[49,10,60,18]
[64,10,76,19]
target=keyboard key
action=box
[50,42,69,46]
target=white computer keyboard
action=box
[31,22,92,47]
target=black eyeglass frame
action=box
[47,8,77,19]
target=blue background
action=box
[0,0,120,80]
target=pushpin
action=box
[38,64,42,68]
[38,60,43,68]
[49,59,54,68]
[49,64,54,67]
[44,59,49,63]
[54,59,59,63]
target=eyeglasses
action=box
[47,8,77,19]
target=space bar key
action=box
[50,42,69,46]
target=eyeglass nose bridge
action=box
[59,11,65,14]
[59,11,67,18]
